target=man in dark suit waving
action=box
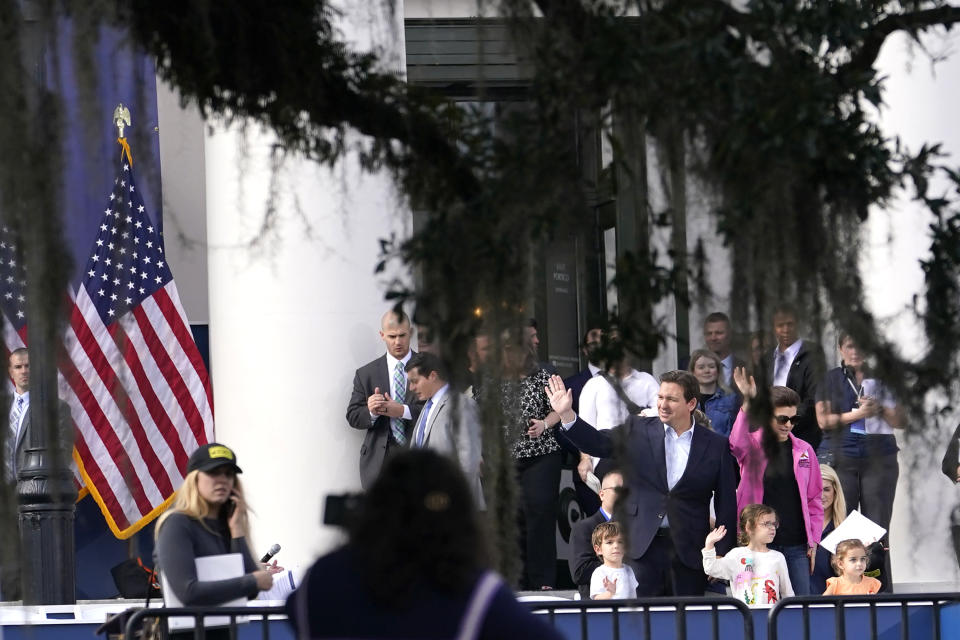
[346,310,422,489]
[546,370,737,596]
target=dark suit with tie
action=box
[763,340,826,449]
[8,400,30,481]
[346,353,423,489]
[562,415,738,596]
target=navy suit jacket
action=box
[564,368,595,414]
[562,415,737,570]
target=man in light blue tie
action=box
[2,348,30,600]
[7,347,30,481]
[405,352,483,507]
[346,310,423,489]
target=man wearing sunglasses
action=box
[730,368,824,596]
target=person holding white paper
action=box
[155,443,273,612]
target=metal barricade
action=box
[123,605,287,640]
[767,593,960,640]
[524,596,754,640]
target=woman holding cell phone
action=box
[155,443,273,619]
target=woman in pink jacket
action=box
[730,367,824,595]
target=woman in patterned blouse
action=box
[495,333,564,590]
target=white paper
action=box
[819,510,886,555]
[256,569,297,601]
[162,553,248,630]
[584,472,601,495]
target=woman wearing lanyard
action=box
[815,333,905,591]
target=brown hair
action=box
[738,503,776,545]
[591,521,622,554]
[832,539,868,575]
[660,370,700,402]
[770,385,801,408]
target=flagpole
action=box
[15,0,77,605]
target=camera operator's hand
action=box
[252,570,274,591]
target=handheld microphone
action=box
[260,543,281,563]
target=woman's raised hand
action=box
[732,366,757,400]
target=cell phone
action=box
[224,496,237,519]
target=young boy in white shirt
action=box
[590,521,639,599]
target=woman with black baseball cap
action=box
[155,443,273,626]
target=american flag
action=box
[59,143,214,538]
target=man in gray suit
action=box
[346,310,423,489]
[405,352,483,506]
[7,347,30,481]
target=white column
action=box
[869,29,960,586]
[205,2,410,573]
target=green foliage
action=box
[5,0,960,582]
[84,0,960,403]
[109,0,960,577]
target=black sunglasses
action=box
[774,415,801,426]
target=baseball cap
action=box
[187,443,243,474]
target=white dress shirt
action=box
[371,351,413,421]
[8,391,28,473]
[9,390,28,440]
[772,339,804,387]
[661,423,693,528]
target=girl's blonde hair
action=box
[155,470,251,541]
[738,503,776,545]
[831,538,867,575]
[820,464,847,526]
[688,348,729,393]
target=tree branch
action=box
[846,5,960,74]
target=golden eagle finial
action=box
[113,103,131,138]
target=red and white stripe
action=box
[62,281,213,537]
